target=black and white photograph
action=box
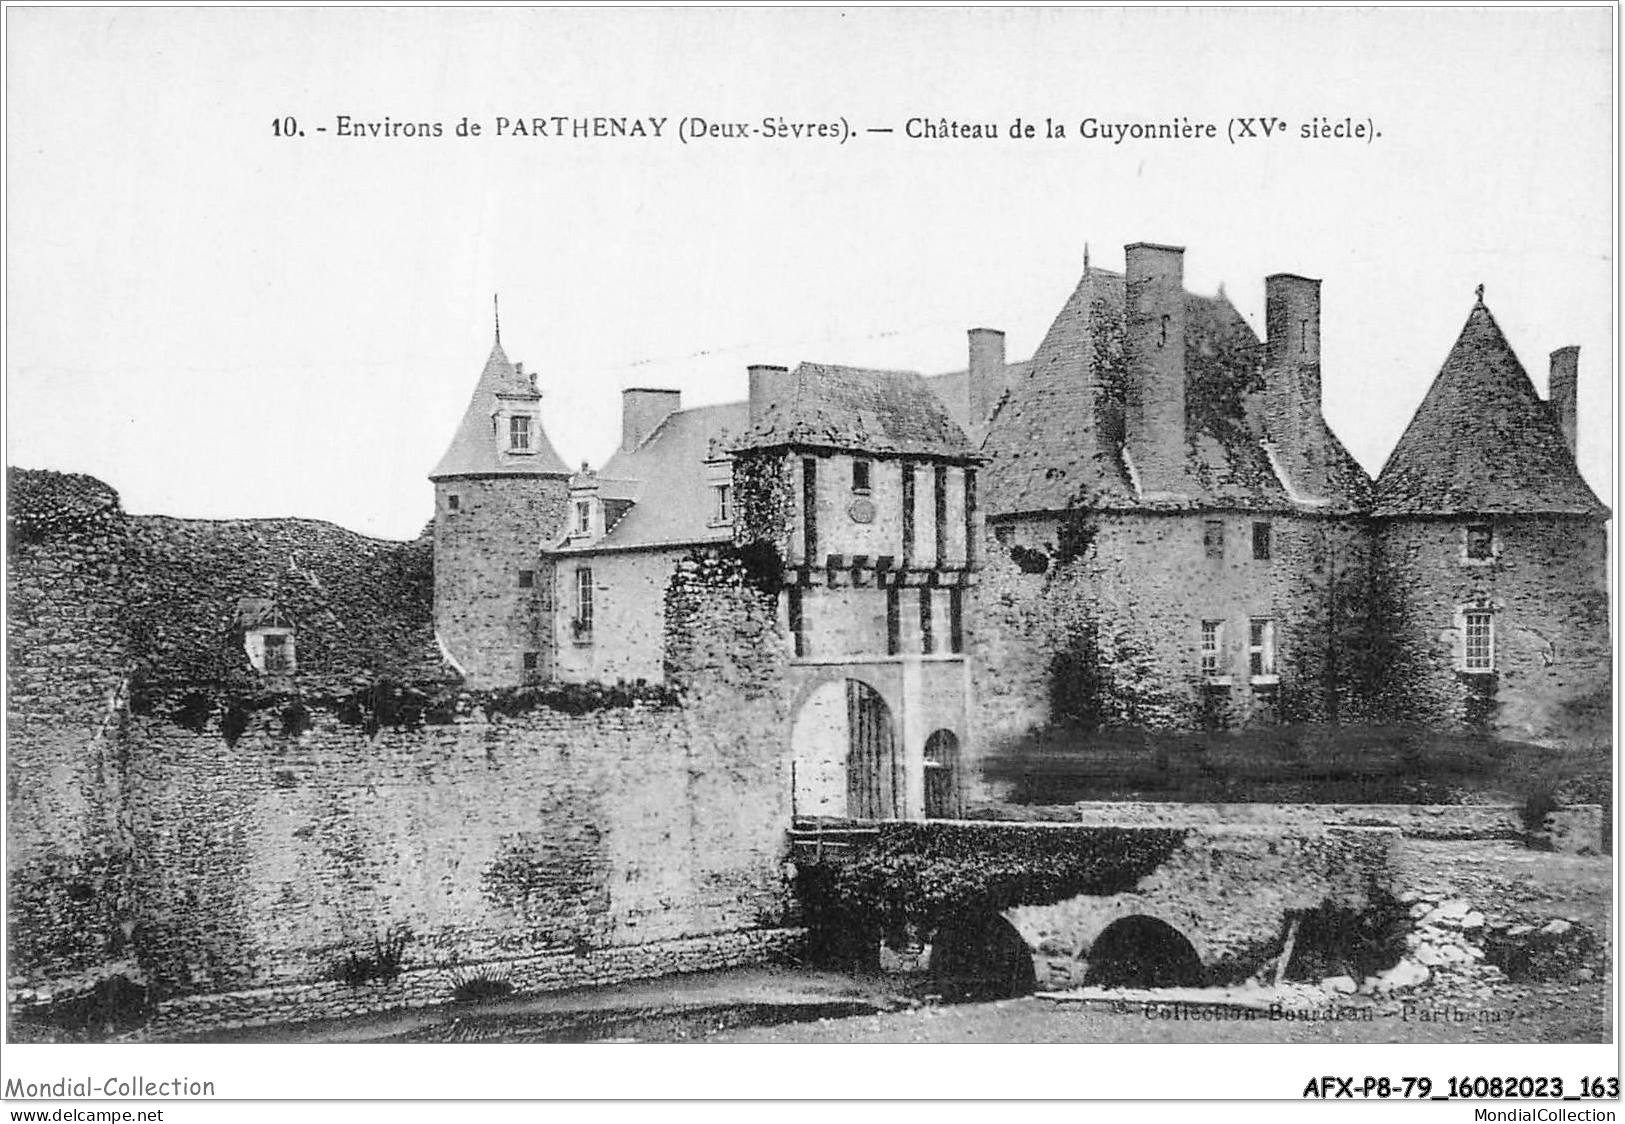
[2,4,1616,1116]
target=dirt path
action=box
[184,965,897,1043]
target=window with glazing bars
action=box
[1464,610,1494,670]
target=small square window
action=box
[522,651,540,671]
[1464,610,1494,671]
[1204,519,1225,559]
[447,493,461,512]
[852,459,872,493]
[1466,523,1494,561]
[518,570,535,588]
[1252,521,1272,561]
[994,524,1015,545]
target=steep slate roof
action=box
[918,362,1035,435]
[430,340,571,479]
[555,362,985,554]
[733,362,978,459]
[981,266,1372,516]
[554,401,751,552]
[1374,298,1607,518]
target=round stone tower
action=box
[429,333,571,686]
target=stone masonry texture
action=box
[1373,516,1609,742]
[433,476,569,688]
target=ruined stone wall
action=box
[6,487,137,996]
[971,511,1374,797]
[663,548,788,705]
[431,476,568,687]
[1375,516,1610,745]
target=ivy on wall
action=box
[730,451,796,559]
[134,676,682,740]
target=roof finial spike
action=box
[1083,242,1091,277]
[1475,283,1485,307]
[493,292,502,345]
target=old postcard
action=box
[2,4,1615,1116]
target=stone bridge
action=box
[790,818,1403,991]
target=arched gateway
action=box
[791,678,900,820]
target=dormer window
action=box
[852,459,872,494]
[575,500,592,536]
[509,414,532,452]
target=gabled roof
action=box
[1374,299,1607,518]
[732,362,978,459]
[430,340,571,479]
[981,266,1372,516]
[554,401,751,553]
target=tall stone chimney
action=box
[967,327,1007,431]
[1124,242,1188,496]
[747,364,794,427]
[1549,346,1579,460]
[1263,273,1326,497]
[621,388,681,453]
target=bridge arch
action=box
[928,911,1038,999]
[1082,913,1206,988]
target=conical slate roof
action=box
[1373,298,1606,518]
[429,339,571,479]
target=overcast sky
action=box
[7,7,1613,540]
